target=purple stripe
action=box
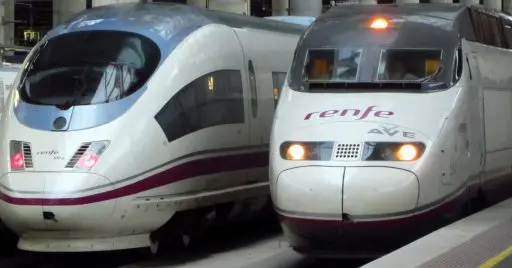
[0,150,269,206]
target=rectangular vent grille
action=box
[65,143,92,168]
[22,142,33,168]
[332,143,362,161]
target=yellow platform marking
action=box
[479,245,512,268]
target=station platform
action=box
[362,198,512,268]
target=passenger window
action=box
[470,10,488,45]
[502,22,512,49]
[154,70,244,142]
[248,60,258,118]
[271,72,287,108]
[487,15,504,48]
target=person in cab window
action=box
[387,57,419,81]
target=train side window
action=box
[469,9,485,44]
[488,15,504,48]
[502,22,512,49]
[248,60,258,118]
[482,13,494,46]
[271,72,286,107]
[497,18,509,48]
[154,70,244,142]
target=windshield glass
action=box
[376,49,442,81]
[303,48,362,81]
[18,30,160,107]
[288,13,460,92]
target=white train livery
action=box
[270,4,512,257]
[0,3,305,252]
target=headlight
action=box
[279,141,426,161]
[280,141,334,161]
[362,142,426,161]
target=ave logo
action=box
[368,125,415,139]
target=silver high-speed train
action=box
[270,4,512,257]
[0,3,305,253]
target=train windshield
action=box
[304,48,362,81]
[304,47,443,82]
[291,14,460,92]
[18,30,160,107]
[376,49,442,81]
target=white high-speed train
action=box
[0,3,305,252]
[270,4,512,257]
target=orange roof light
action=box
[370,18,388,29]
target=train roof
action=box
[40,3,307,65]
[319,3,469,22]
[265,16,316,26]
[298,3,488,50]
[48,2,306,39]
[312,3,512,38]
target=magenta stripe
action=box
[0,150,269,206]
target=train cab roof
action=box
[305,3,475,43]
[287,3,512,92]
[320,3,468,21]
[48,2,305,40]
[41,2,306,63]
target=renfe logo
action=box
[304,106,394,120]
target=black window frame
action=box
[17,30,161,107]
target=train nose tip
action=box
[0,172,116,233]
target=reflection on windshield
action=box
[19,31,160,107]
[303,48,361,81]
[377,49,442,81]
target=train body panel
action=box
[0,3,305,252]
[270,4,512,257]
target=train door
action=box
[245,59,272,184]
[454,45,484,195]
[462,42,485,188]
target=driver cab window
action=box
[303,48,361,81]
[377,49,442,81]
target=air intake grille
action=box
[65,143,92,168]
[22,142,33,168]
[332,143,362,161]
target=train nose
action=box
[342,167,419,218]
[0,172,116,234]
[274,166,419,220]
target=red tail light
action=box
[10,141,31,171]
[77,151,98,169]
[11,152,25,169]
[67,141,110,171]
